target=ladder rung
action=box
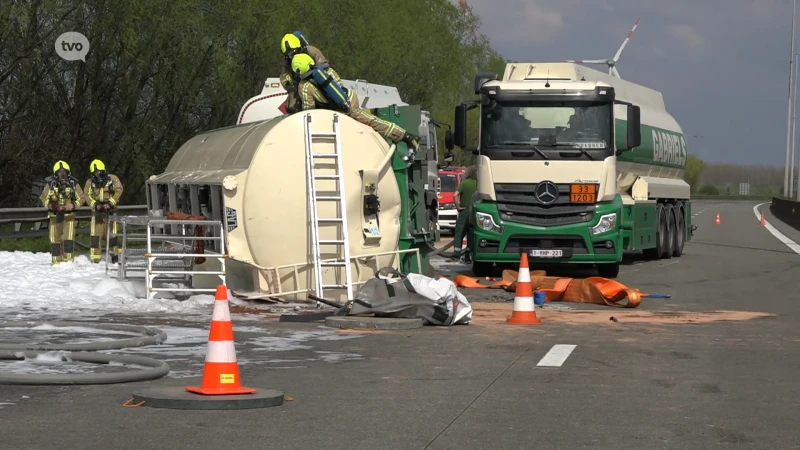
[317,218,343,222]
[316,196,341,200]
[314,175,339,180]
[319,240,345,244]
[322,284,350,289]
[321,261,347,266]
[312,132,337,138]
[312,153,339,158]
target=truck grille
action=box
[494,183,595,227]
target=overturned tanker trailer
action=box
[143,105,441,302]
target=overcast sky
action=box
[465,0,794,166]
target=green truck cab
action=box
[452,63,694,277]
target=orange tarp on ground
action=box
[452,270,643,308]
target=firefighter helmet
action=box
[89,159,106,173]
[281,33,303,57]
[291,53,315,75]
[53,160,70,174]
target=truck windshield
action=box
[480,101,613,160]
[439,174,458,192]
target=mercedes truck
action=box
[453,62,693,277]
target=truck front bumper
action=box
[470,198,623,264]
[437,208,458,230]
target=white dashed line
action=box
[754,203,800,255]
[536,344,577,367]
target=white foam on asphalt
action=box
[536,344,577,367]
[0,251,219,319]
[754,203,800,255]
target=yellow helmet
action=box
[89,159,106,172]
[53,160,70,174]
[291,53,315,75]
[280,33,302,55]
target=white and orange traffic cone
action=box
[507,253,542,325]
[715,213,721,225]
[186,285,256,396]
[760,212,766,226]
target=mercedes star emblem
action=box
[535,181,559,205]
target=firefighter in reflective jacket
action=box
[290,53,421,149]
[83,159,124,263]
[40,161,84,264]
[279,31,329,114]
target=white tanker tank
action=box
[146,108,435,301]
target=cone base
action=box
[506,310,542,325]
[185,386,257,396]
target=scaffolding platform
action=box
[105,215,227,300]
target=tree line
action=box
[685,155,786,196]
[0,0,505,207]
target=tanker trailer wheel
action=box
[672,204,685,257]
[643,204,667,260]
[661,204,676,259]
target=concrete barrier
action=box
[770,197,800,232]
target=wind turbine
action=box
[565,17,641,79]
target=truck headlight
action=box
[476,212,503,233]
[590,213,617,235]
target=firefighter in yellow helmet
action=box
[290,53,421,149]
[39,161,84,264]
[83,159,124,263]
[279,31,330,114]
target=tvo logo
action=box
[55,32,90,62]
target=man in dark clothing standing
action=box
[450,165,478,261]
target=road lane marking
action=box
[754,203,800,255]
[536,344,577,367]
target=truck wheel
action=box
[643,204,666,260]
[672,205,685,257]
[596,263,620,278]
[471,261,494,277]
[661,204,675,259]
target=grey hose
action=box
[0,321,167,351]
[0,351,170,385]
[427,239,456,256]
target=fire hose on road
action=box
[0,321,171,385]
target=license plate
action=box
[530,249,563,258]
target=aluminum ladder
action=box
[303,113,354,301]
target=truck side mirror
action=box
[454,104,468,148]
[444,152,454,163]
[444,130,455,150]
[626,104,641,149]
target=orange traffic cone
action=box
[715,213,721,225]
[186,285,256,396]
[760,212,766,226]
[507,253,542,325]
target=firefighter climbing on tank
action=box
[290,53,421,152]
[40,161,84,265]
[83,159,124,264]
[279,31,329,114]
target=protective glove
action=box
[103,203,111,211]
[64,202,74,211]
[95,203,104,211]
[48,202,59,213]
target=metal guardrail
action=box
[0,195,775,239]
[0,204,149,239]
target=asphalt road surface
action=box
[1,200,798,450]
